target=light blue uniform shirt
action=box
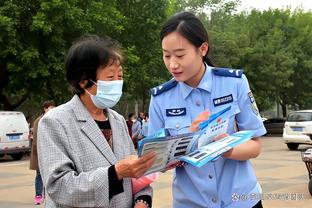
[148,65,266,208]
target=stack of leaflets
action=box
[138,106,255,175]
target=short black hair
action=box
[41,100,56,113]
[128,112,134,119]
[160,11,214,66]
[42,100,56,109]
[65,34,123,95]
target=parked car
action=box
[263,117,286,134]
[261,117,268,122]
[283,110,312,150]
[0,111,30,160]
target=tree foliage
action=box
[0,0,124,110]
[1,0,312,118]
[206,8,312,116]
[116,0,169,112]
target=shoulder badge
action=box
[212,67,244,78]
[150,79,178,97]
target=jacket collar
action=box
[70,95,119,164]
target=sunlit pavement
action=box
[152,136,312,208]
[1,136,312,208]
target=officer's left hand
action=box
[189,111,210,132]
[212,133,234,158]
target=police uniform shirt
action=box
[148,64,266,208]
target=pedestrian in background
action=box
[30,100,56,205]
[126,112,134,138]
[141,113,149,138]
[26,116,33,155]
[138,112,145,125]
[131,114,142,148]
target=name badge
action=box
[213,94,233,106]
[166,108,186,117]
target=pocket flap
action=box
[165,118,191,131]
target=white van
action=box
[0,111,30,160]
[283,110,312,150]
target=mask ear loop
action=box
[84,79,97,96]
[85,89,93,96]
[89,79,97,85]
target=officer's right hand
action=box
[115,152,156,180]
[189,111,210,132]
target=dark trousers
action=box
[35,170,43,196]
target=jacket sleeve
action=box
[121,118,153,201]
[37,114,112,207]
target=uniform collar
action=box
[179,63,212,99]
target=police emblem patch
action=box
[166,108,186,117]
[248,91,259,115]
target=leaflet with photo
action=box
[179,130,255,167]
[138,106,254,175]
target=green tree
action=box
[285,11,312,111]
[116,0,169,112]
[0,0,124,110]
[240,9,297,116]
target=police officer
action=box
[148,11,266,208]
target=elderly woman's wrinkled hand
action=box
[115,152,156,180]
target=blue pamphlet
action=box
[138,106,255,175]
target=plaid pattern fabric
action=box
[37,95,152,208]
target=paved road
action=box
[152,136,312,208]
[0,136,311,207]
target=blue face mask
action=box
[86,80,123,109]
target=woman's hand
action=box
[189,111,210,132]
[212,133,234,157]
[115,152,156,180]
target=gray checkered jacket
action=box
[37,95,152,207]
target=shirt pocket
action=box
[165,117,191,136]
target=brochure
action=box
[138,106,255,175]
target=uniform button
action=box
[212,197,218,203]
[175,123,180,129]
[208,174,213,179]
[195,101,201,106]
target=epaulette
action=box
[212,67,244,78]
[150,79,178,97]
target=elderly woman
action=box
[37,35,155,208]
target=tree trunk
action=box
[0,91,29,111]
[142,91,146,113]
[281,103,287,118]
